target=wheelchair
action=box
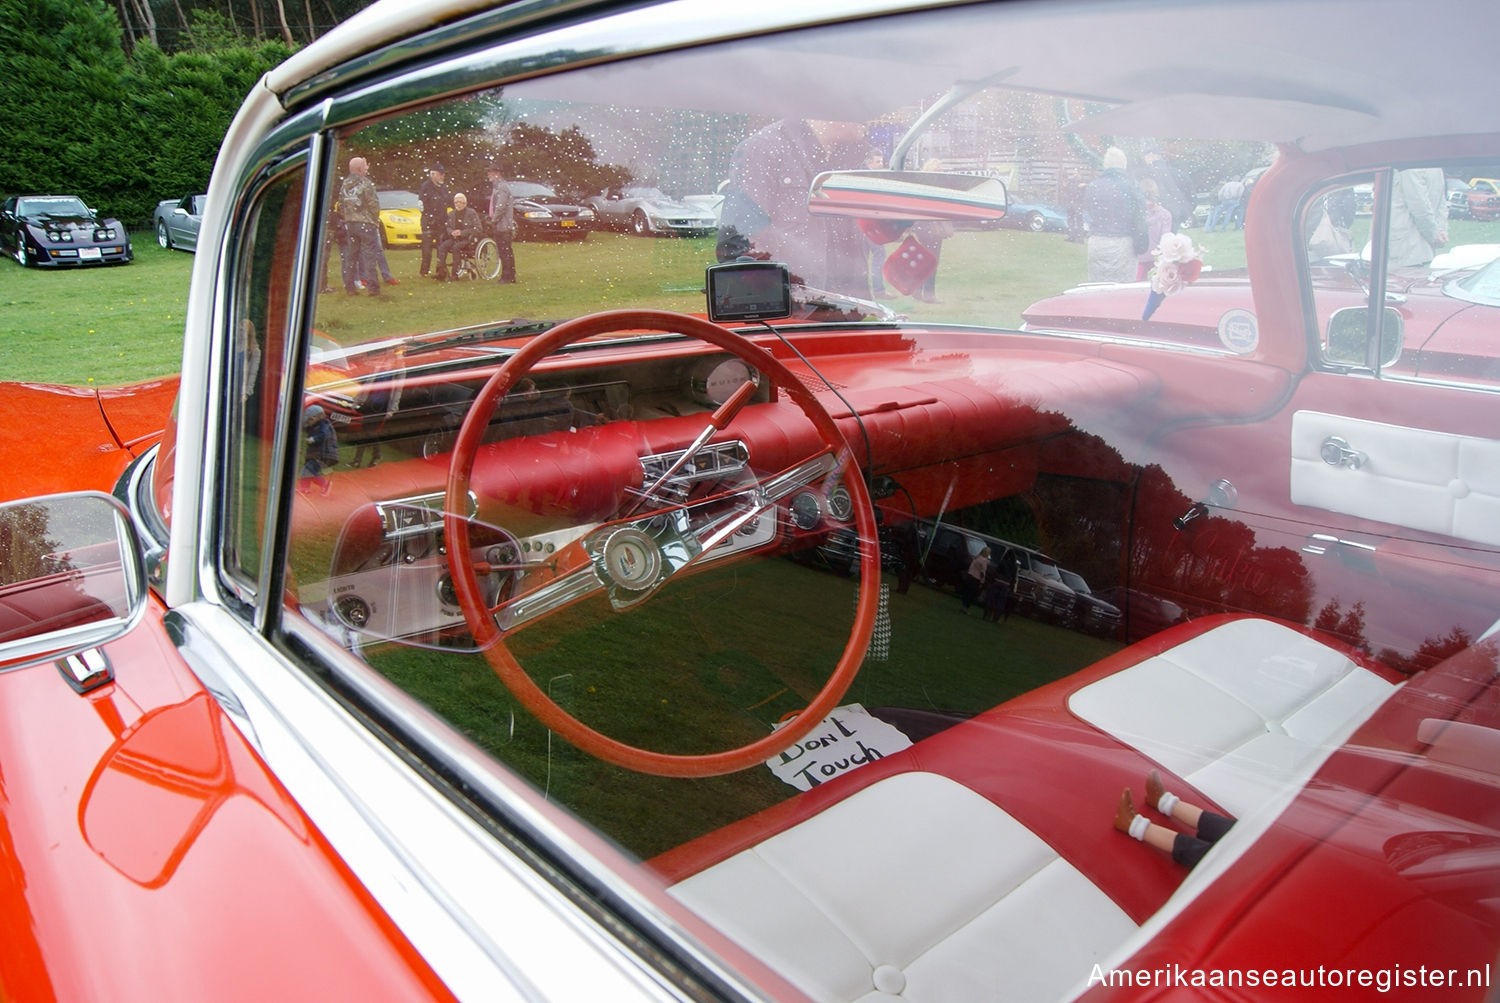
[453,236,502,281]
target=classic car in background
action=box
[509,180,595,240]
[4,1,1500,1001]
[376,189,424,247]
[1,194,132,267]
[152,194,206,252]
[587,186,719,236]
[996,199,1067,233]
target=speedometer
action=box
[689,356,760,406]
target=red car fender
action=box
[0,601,456,1001]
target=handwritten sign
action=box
[765,703,913,791]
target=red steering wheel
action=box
[443,309,880,777]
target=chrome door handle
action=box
[1320,435,1366,469]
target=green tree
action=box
[0,0,131,204]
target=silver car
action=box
[587,186,718,237]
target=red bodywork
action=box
[0,378,179,503]
[0,599,456,1001]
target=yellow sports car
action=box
[376,189,423,247]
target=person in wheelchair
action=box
[433,192,484,280]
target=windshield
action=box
[377,189,421,210]
[239,4,1500,997]
[19,196,88,216]
[1446,254,1500,305]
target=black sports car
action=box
[508,181,595,241]
[1,195,133,267]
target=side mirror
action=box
[0,492,147,671]
[1325,305,1404,369]
[807,170,1008,222]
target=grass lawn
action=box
[0,224,1258,388]
[0,237,193,385]
[21,216,1495,390]
[371,556,1118,858]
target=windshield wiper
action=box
[404,320,555,356]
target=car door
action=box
[1135,162,1500,668]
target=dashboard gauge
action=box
[334,594,372,629]
[789,491,822,531]
[690,355,760,406]
[600,528,663,592]
[826,482,854,523]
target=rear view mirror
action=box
[0,492,147,671]
[1325,306,1404,369]
[807,170,1008,222]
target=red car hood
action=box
[0,377,178,503]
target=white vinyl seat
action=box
[672,619,1398,1002]
[1067,617,1396,818]
[670,771,1136,1003]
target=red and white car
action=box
[3,1,1499,1000]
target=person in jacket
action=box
[1085,147,1144,283]
[339,157,384,297]
[417,163,452,277]
[433,192,483,280]
[485,163,517,283]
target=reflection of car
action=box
[152,194,206,252]
[587,186,718,236]
[1465,177,1500,221]
[1,194,132,267]
[995,200,1066,233]
[1057,569,1123,637]
[1021,252,1500,387]
[376,189,424,247]
[508,180,594,240]
[1447,176,1473,218]
[7,1,1500,1000]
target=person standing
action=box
[339,157,384,297]
[1205,176,1244,233]
[485,163,517,283]
[1138,149,1191,231]
[417,163,451,278]
[716,118,871,296]
[1085,147,1143,283]
[1136,178,1173,279]
[1387,167,1449,267]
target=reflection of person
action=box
[960,546,992,613]
[910,158,956,304]
[1113,769,1236,868]
[352,344,406,468]
[485,163,517,284]
[1204,176,1244,233]
[864,149,891,298]
[1138,149,1191,231]
[434,193,482,280]
[417,164,451,278]
[716,119,870,296]
[1064,167,1088,243]
[1085,147,1143,283]
[1388,167,1449,267]
[339,157,385,297]
[981,562,1011,622]
[299,404,339,495]
[1136,179,1173,280]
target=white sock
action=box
[1128,814,1149,841]
[1157,791,1179,816]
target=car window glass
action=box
[1312,159,1500,387]
[250,6,1500,994]
[222,164,305,597]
